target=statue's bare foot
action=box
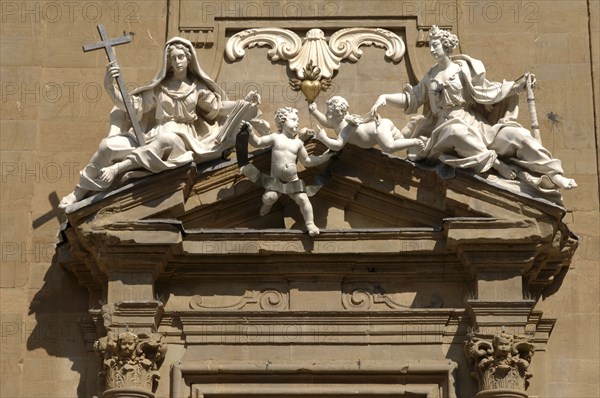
[99,165,119,184]
[259,203,272,216]
[494,161,517,180]
[306,222,320,236]
[412,139,426,153]
[551,174,578,190]
[59,187,89,209]
[59,192,78,209]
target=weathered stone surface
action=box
[1,1,598,397]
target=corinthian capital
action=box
[465,330,534,396]
[95,330,167,395]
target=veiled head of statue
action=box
[166,41,193,75]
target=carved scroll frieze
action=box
[342,283,443,311]
[328,28,405,64]
[189,286,289,311]
[226,27,405,101]
[465,330,534,394]
[226,27,404,79]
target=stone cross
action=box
[83,24,145,145]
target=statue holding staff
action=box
[371,25,576,191]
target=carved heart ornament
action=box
[300,79,322,102]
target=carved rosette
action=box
[94,331,167,397]
[465,330,534,397]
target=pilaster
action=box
[79,221,182,397]
[446,219,542,397]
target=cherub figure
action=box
[490,332,531,372]
[474,330,533,390]
[480,331,513,370]
[242,107,333,236]
[117,331,138,361]
[308,96,425,154]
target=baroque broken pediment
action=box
[60,143,576,297]
[58,129,578,398]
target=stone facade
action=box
[1,1,599,397]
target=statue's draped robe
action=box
[77,37,231,192]
[403,55,564,186]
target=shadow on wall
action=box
[445,330,479,398]
[27,252,96,397]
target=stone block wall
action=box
[1,1,598,397]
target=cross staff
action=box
[83,24,145,145]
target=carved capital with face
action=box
[94,331,167,392]
[465,330,534,393]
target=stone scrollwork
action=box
[189,287,289,311]
[342,285,443,310]
[224,27,302,64]
[259,288,288,310]
[226,27,405,101]
[344,288,374,310]
[226,27,405,79]
[329,28,406,64]
[94,330,167,396]
[465,330,534,395]
[189,293,257,310]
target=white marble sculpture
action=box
[371,25,576,190]
[308,96,425,154]
[60,37,260,208]
[241,108,333,236]
[226,27,404,101]
[226,27,405,79]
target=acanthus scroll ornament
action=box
[225,27,302,63]
[329,27,406,64]
[226,27,405,101]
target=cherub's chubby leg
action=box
[260,190,280,216]
[374,119,424,154]
[491,127,577,189]
[373,119,398,151]
[290,192,319,236]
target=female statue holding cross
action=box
[60,37,259,208]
